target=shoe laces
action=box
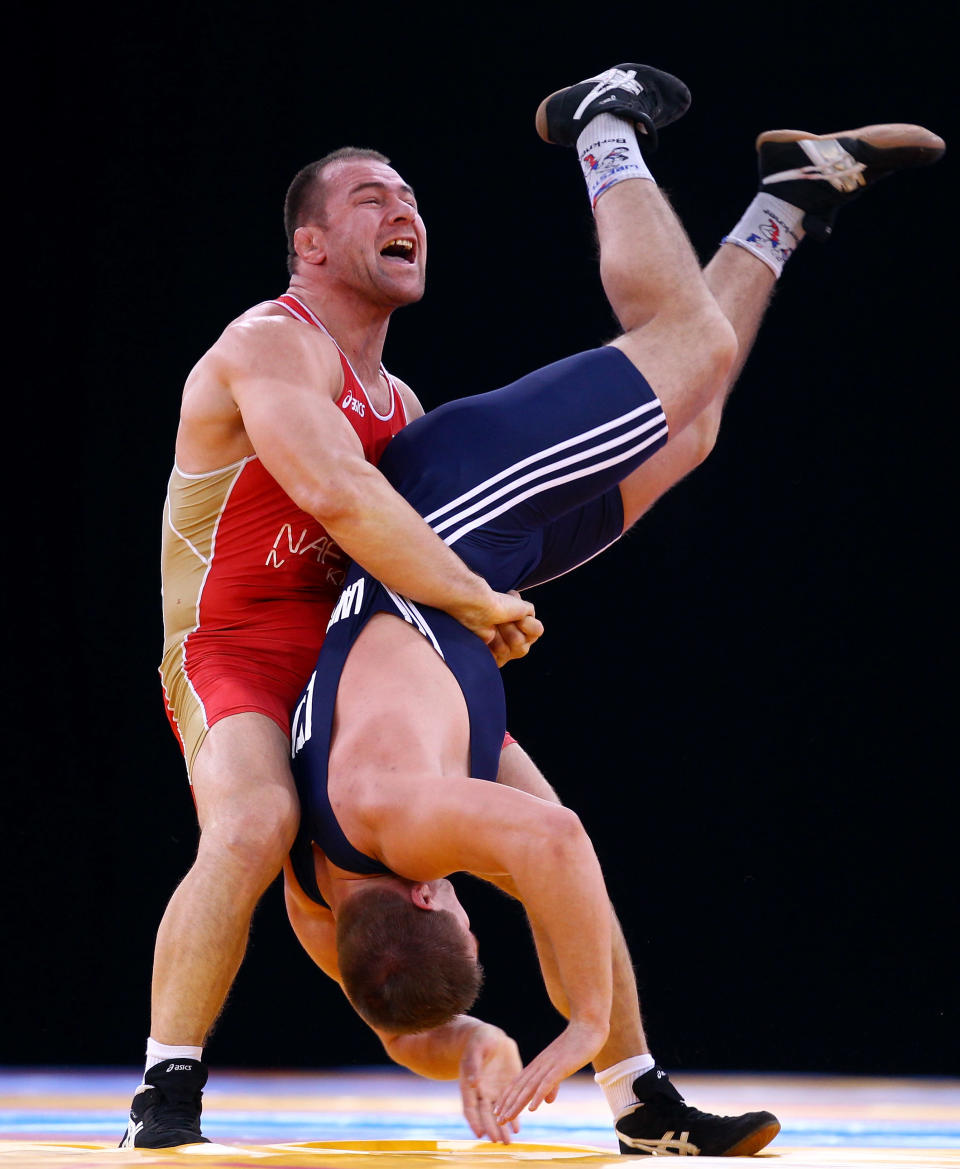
[764,139,867,193]
[588,67,642,96]
[573,68,643,122]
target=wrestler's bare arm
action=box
[359,775,612,1113]
[282,858,520,1142]
[282,858,341,979]
[191,318,533,642]
[387,377,544,665]
[383,1019,522,1144]
[282,857,508,1077]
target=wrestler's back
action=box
[330,612,473,783]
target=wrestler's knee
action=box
[197,785,300,881]
[687,393,725,467]
[688,304,738,398]
[615,302,736,425]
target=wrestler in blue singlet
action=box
[289,347,668,904]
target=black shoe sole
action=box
[722,1117,781,1156]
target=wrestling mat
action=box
[2,1068,958,1168]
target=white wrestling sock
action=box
[576,113,654,208]
[145,1037,204,1075]
[594,1053,656,1118]
[723,193,806,278]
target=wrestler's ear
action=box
[410,883,434,911]
[293,223,326,266]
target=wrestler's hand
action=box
[457,587,537,646]
[493,1018,608,1125]
[459,1023,523,1143]
[487,593,544,667]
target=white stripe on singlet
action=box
[274,293,398,422]
[384,587,445,659]
[424,401,667,547]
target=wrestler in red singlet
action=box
[159,294,407,773]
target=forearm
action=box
[495,744,647,1063]
[322,464,490,610]
[382,1015,490,1080]
[509,816,612,1031]
[493,752,611,1025]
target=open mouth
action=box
[379,237,416,263]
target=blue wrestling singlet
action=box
[289,346,668,902]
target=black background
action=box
[8,2,956,1079]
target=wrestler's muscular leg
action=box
[596,178,737,438]
[496,744,646,1071]
[617,241,777,530]
[150,714,299,1044]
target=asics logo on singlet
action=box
[341,390,365,417]
[573,67,643,123]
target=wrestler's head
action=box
[284,147,426,306]
[336,879,482,1034]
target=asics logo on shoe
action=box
[763,139,866,193]
[573,68,643,122]
[166,1063,195,1072]
[619,1129,698,1155]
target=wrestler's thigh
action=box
[191,712,299,833]
[379,348,665,531]
[497,742,562,805]
[518,487,624,589]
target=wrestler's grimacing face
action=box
[318,159,426,306]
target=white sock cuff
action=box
[576,113,654,208]
[723,193,806,278]
[595,1053,656,1117]
[145,1037,204,1074]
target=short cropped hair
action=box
[283,147,391,274]
[336,885,483,1034]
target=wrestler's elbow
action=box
[298,456,379,527]
[536,804,592,861]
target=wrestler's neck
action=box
[286,274,395,390]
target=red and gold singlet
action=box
[159,294,408,772]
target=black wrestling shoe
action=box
[119,1058,211,1148]
[757,123,945,241]
[535,63,691,152]
[615,1066,780,1156]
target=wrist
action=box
[451,577,497,631]
[567,1014,611,1043]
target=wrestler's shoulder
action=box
[202,300,340,377]
[389,373,425,421]
[222,298,333,345]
